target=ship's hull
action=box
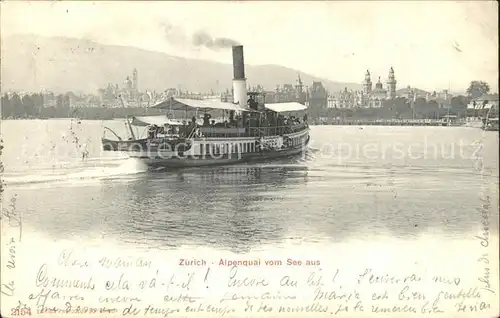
[102,125,310,168]
[101,137,189,152]
[140,140,309,168]
[102,138,148,151]
[121,128,310,168]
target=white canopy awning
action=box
[467,102,496,110]
[265,102,307,113]
[152,97,256,112]
[130,116,184,126]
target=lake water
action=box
[1,119,499,316]
[2,119,498,249]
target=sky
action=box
[1,1,498,93]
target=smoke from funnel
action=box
[192,30,240,50]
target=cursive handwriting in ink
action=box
[1,194,22,241]
[477,255,494,294]
[475,195,494,294]
[313,287,360,301]
[164,272,194,293]
[35,263,95,290]
[28,288,85,308]
[280,275,299,287]
[306,269,324,287]
[1,194,21,298]
[6,237,16,269]
[105,273,130,291]
[219,291,296,303]
[1,237,17,297]
[455,300,491,313]
[474,196,490,248]
[57,249,89,268]
[227,266,269,288]
[1,280,15,297]
[38,302,117,315]
[278,302,329,313]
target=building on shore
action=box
[221,74,310,106]
[327,67,398,109]
[425,89,453,109]
[97,68,160,108]
[360,67,397,107]
[467,93,499,110]
[307,81,328,109]
[326,68,453,110]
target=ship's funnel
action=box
[232,45,247,107]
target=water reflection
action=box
[104,165,310,253]
[16,157,499,253]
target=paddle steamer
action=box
[101,45,310,168]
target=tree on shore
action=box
[31,93,44,113]
[1,94,11,118]
[421,100,439,119]
[450,95,469,115]
[11,93,23,118]
[383,97,411,118]
[56,94,63,110]
[22,94,36,117]
[466,81,490,99]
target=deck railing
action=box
[196,123,308,138]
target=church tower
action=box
[295,73,303,94]
[132,68,138,91]
[295,73,306,104]
[363,70,372,95]
[386,67,396,99]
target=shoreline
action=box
[311,119,448,126]
[2,117,458,127]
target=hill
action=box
[1,35,361,94]
[396,87,430,97]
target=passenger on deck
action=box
[157,125,165,134]
[148,125,155,139]
[228,118,237,127]
[229,111,237,127]
[277,115,285,134]
[203,113,211,126]
[247,96,259,110]
[180,121,187,137]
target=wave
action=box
[3,157,148,186]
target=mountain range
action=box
[1,35,362,95]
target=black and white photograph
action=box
[1,1,498,317]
